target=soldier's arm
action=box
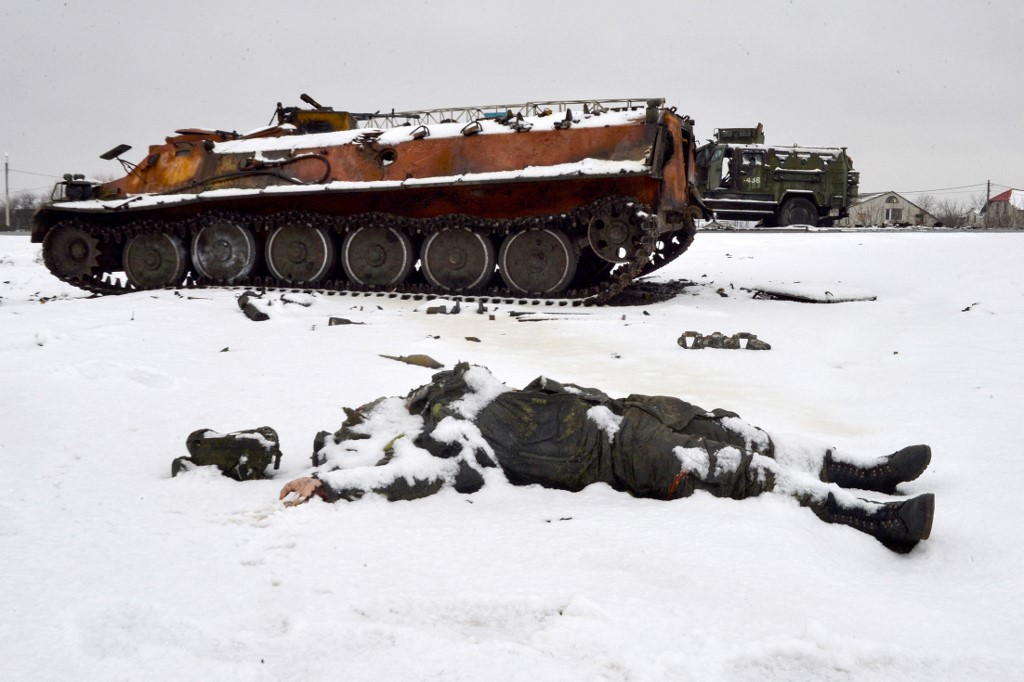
[278,473,445,505]
[279,458,483,507]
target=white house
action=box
[839,191,939,227]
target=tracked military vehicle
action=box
[32,96,704,304]
[695,124,859,227]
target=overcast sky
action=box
[2,0,1021,206]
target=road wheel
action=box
[123,233,188,289]
[498,228,577,295]
[192,219,258,282]
[265,223,335,284]
[341,225,413,286]
[420,227,495,292]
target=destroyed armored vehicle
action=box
[32,96,705,304]
[695,123,859,227]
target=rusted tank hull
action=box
[36,173,661,226]
[34,99,701,303]
[99,113,661,197]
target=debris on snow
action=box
[678,331,771,350]
[380,353,444,369]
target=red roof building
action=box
[984,189,1024,228]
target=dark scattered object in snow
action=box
[512,310,590,322]
[752,288,876,304]
[678,331,771,350]
[380,353,444,369]
[174,426,282,481]
[425,302,462,315]
[511,310,563,317]
[961,302,980,312]
[602,279,696,306]
[237,291,269,321]
[465,336,481,343]
[281,293,313,307]
[328,317,364,326]
[220,347,229,353]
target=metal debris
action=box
[677,331,771,350]
[237,291,269,321]
[752,289,876,304]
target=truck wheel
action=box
[779,197,819,227]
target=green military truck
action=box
[695,124,859,226]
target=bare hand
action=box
[279,477,324,506]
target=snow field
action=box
[1,231,1022,680]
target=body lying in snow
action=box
[280,363,934,553]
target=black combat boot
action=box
[823,492,935,553]
[823,444,931,494]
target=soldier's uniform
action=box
[306,363,933,552]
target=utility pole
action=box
[985,180,991,229]
[4,153,9,230]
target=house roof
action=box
[989,189,1024,210]
[850,191,936,219]
[850,191,887,204]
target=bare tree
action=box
[934,199,969,228]
[916,194,937,216]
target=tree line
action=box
[1,191,45,231]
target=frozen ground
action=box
[1,230,1022,681]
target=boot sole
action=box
[891,444,932,483]
[898,492,935,541]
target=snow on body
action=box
[316,366,510,494]
[308,363,851,514]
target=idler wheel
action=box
[420,227,495,292]
[123,233,188,289]
[341,225,413,287]
[43,222,101,280]
[498,228,578,295]
[265,223,335,284]
[191,219,258,282]
[588,200,645,264]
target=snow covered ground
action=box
[1,230,1022,681]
